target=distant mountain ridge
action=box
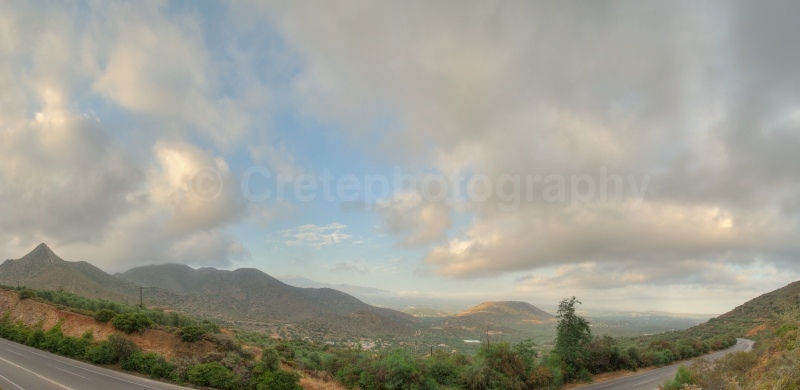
[445,301,556,328]
[116,263,413,326]
[0,244,415,337]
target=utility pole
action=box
[139,286,143,308]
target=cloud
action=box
[0,104,141,246]
[375,190,451,248]
[0,2,257,270]
[281,223,353,248]
[87,2,258,150]
[262,1,800,287]
[150,142,245,235]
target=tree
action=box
[554,297,592,381]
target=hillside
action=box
[0,243,140,302]
[444,301,556,328]
[689,280,800,338]
[0,287,225,360]
[0,245,415,337]
[659,281,800,388]
[117,263,415,331]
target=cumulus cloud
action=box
[0,105,141,247]
[2,0,799,308]
[262,1,800,285]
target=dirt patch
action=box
[299,376,346,390]
[746,324,767,336]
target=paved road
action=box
[0,338,190,390]
[572,338,754,390]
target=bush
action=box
[57,336,91,358]
[108,333,140,362]
[257,370,302,390]
[122,352,174,379]
[112,313,154,334]
[18,288,36,300]
[655,349,675,366]
[364,349,438,390]
[261,347,281,372]
[85,341,118,364]
[527,366,554,388]
[26,328,47,349]
[95,309,117,323]
[661,365,693,390]
[180,325,206,342]
[188,362,240,390]
[427,351,460,386]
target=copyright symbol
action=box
[189,167,223,200]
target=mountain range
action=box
[0,244,415,336]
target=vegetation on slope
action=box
[2,283,747,390]
[0,286,302,389]
[661,281,800,389]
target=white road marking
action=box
[0,373,26,390]
[0,355,74,390]
[49,364,92,380]
[5,349,27,358]
[0,339,167,390]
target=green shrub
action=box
[121,351,174,379]
[26,329,47,349]
[661,365,693,390]
[57,336,91,358]
[111,313,154,334]
[427,351,460,386]
[94,309,117,323]
[180,325,205,342]
[777,323,798,337]
[188,362,240,390]
[85,341,118,364]
[42,322,65,353]
[108,333,140,362]
[257,370,302,390]
[18,288,36,300]
[261,347,281,372]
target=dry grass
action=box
[300,376,346,390]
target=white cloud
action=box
[281,223,353,248]
[262,1,800,288]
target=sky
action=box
[1,1,799,314]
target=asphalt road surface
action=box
[572,338,754,390]
[0,337,190,390]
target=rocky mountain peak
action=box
[19,243,62,264]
